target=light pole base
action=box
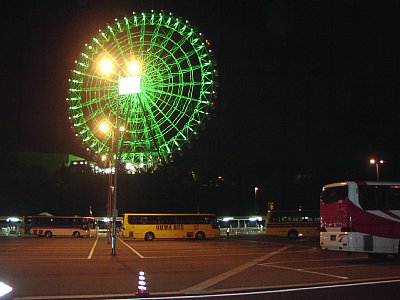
[111,235,116,256]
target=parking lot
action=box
[1,235,400,299]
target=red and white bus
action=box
[320,181,400,258]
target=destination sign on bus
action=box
[156,224,184,231]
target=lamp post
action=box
[254,187,259,214]
[100,58,141,256]
[99,125,113,244]
[369,158,383,181]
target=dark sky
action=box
[2,0,400,211]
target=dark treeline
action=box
[0,154,320,217]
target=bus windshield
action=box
[321,185,348,203]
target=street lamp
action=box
[99,58,141,256]
[369,158,384,181]
[99,122,114,243]
[99,121,121,245]
[254,187,259,214]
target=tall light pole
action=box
[254,187,259,214]
[99,124,113,244]
[370,158,383,181]
[100,58,141,256]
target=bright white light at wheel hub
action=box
[119,76,141,95]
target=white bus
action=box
[218,216,266,236]
[320,181,400,258]
[24,215,97,238]
[0,217,22,236]
[94,217,123,235]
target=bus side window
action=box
[180,216,194,224]
[128,216,143,224]
[359,186,378,210]
[383,187,400,210]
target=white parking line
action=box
[87,236,99,259]
[263,256,365,265]
[258,263,349,279]
[207,278,400,298]
[145,250,282,259]
[305,264,364,270]
[183,245,291,294]
[118,237,144,258]
[14,278,400,299]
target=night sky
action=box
[1,0,400,215]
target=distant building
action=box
[16,151,93,173]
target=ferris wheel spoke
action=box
[145,85,203,108]
[137,96,166,149]
[164,46,199,68]
[84,106,108,123]
[136,18,148,55]
[107,25,128,63]
[152,24,176,53]
[80,92,117,112]
[146,95,193,130]
[145,22,163,54]
[81,90,118,107]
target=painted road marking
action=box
[259,263,349,279]
[14,278,400,299]
[305,264,365,270]
[264,256,366,265]
[183,245,291,294]
[207,278,400,298]
[87,236,99,259]
[118,237,144,258]
[144,251,281,259]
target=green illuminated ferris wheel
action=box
[67,11,218,172]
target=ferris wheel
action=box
[67,11,218,172]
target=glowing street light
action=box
[128,61,140,75]
[370,158,384,181]
[99,58,141,256]
[99,122,110,133]
[254,187,259,214]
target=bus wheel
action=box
[397,242,400,260]
[73,231,80,238]
[395,244,400,260]
[144,232,155,241]
[288,229,298,239]
[44,231,52,238]
[195,231,206,240]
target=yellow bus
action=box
[266,209,320,239]
[123,213,220,241]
